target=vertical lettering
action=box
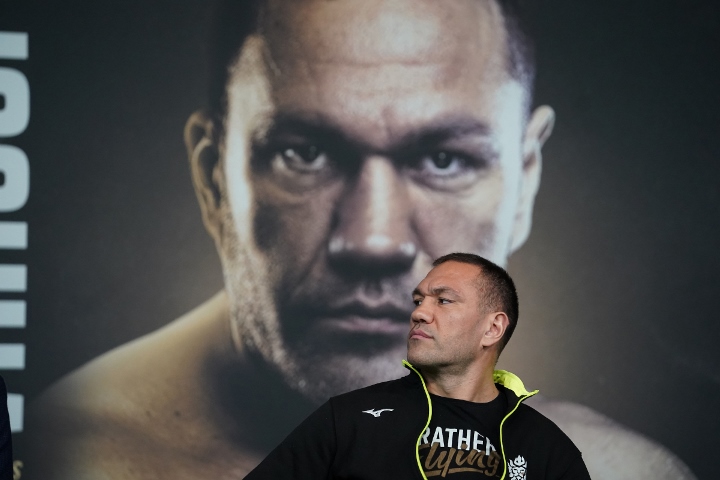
[0,29,29,436]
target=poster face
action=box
[1,1,719,478]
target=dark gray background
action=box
[1,1,718,478]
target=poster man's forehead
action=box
[226,0,526,149]
[259,0,509,69]
[208,0,535,119]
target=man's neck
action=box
[422,360,499,403]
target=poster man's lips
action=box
[321,300,412,319]
[315,316,409,335]
[309,301,411,334]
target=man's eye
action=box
[439,298,451,304]
[419,151,466,176]
[273,145,328,173]
[413,298,422,306]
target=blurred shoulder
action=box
[526,395,696,480]
[23,294,261,479]
[30,292,231,426]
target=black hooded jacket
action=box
[245,362,590,479]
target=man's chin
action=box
[406,348,444,373]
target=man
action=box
[245,253,591,479]
[27,0,695,478]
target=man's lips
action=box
[408,329,432,340]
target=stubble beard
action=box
[407,338,476,377]
[219,222,407,403]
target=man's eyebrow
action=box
[428,285,461,297]
[252,112,353,146]
[252,112,494,153]
[395,117,499,164]
[412,285,462,298]
[398,116,493,148]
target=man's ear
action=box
[481,312,509,349]
[185,110,224,244]
[510,105,555,253]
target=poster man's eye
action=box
[275,145,328,173]
[430,151,454,169]
[407,149,487,191]
[418,151,469,176]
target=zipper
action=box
[403,360,432,480]
[498,392,538,480]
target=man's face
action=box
[408,261,498,370]
[192,0,548,400]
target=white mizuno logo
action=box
[362,408,394,417]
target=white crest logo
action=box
[508,455,527,480]
[362,408,394,417]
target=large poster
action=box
[2,1,719,478]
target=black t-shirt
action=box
[419,392,508,478]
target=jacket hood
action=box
[402,360,539,400]
[493,369,539,399]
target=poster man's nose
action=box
[328,156,417,275]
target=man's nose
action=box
[411,304,433,325]
[328,156,417,276]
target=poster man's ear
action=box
[510,105,555,253]
[185,110,224,243]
